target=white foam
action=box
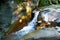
[41,8,60,23]
[13,10,40,38]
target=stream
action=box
[7,9,40,40]
[0,2,60,40]
[6,5,60,40]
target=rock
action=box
[23,27,60,40]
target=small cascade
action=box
[28,10,40,26]
[12,9,40,37]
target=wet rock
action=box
[23,27,60,40]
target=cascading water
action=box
[11,9,40,38]
[41,8,60,34]
[5,8,60,40]
[41,8,60,24]
[19,8,60,40]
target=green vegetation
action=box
[38,0,49,7]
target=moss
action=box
[38,0,49,7]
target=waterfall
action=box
[28,10,40,26]
[12,9,40,37]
